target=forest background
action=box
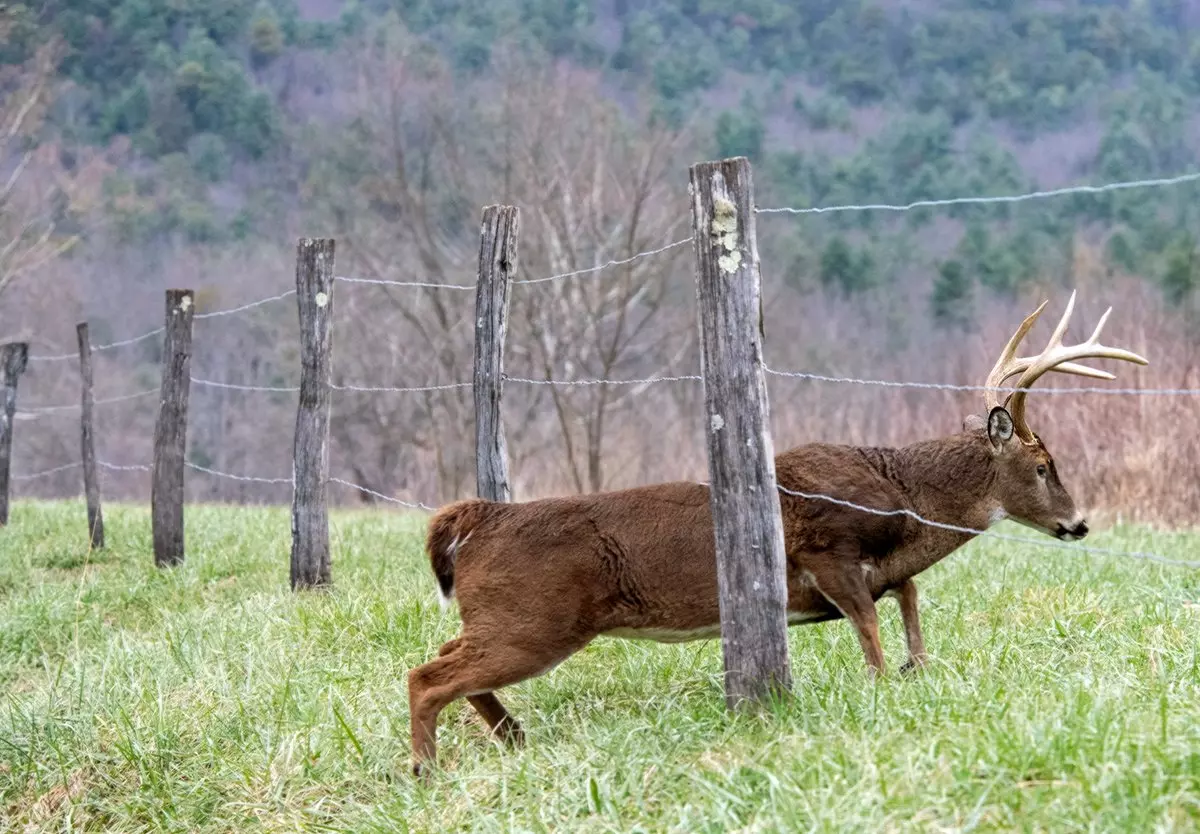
[3,0,1198,523]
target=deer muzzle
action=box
[1055,518,1089,541]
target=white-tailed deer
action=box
[408,292,1146,776]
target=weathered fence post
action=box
[152,290,195,567]
[689,156,792,708]
[474,205,519,503]
[291,238,335,590]
[77,323,104,548]
[0,342,29,526]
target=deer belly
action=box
[601,624,723,643]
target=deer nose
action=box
[1056,520,1088,541]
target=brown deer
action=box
[407,292,1146,776]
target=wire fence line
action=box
[335,275,475,290]
[29,327,167,363]
[763,366,1200,397]
[756,170,1200,216]
[773,483,1200,570]
[504,372,702,386]
[329,477,437,511]
[185,461,293,485]
[193,289,297,319]
[191,377,300,393]
[332,381,473,393]
[27,287,299,363]
[16,388,159,419]
[11,461,83,481]
[513,238,694,285]
[14,164,1200,577]
[13,459,152,480]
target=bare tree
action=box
[0,34,98,303]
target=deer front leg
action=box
[808,562,885,676]
[890,579,928,674]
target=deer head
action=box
[964,292,1148,540]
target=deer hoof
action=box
[498,720,525,747]
[900,655,928,676]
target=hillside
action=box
[2,0,1199,506]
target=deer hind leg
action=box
[890,579,928,674]
[408,632,586,778]
[433,639,522,742]
[807,561,885,676]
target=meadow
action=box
[1,501,1199,832]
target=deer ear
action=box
[987,406,1015,451]
[962,414,987,432]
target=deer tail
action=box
[426,498,495,610]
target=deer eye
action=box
[1036,464,1048,478]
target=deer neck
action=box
[886,431,999,569]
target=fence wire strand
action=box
[757,171,1200,216]
[333,381,473,393]
[336,276,475,290]
[12,461,82,481]
[30,327,166,362]
[17,388,159,417]
[515,238,693,285]
[774,483,1200,569]
[185,462,293,485]
[329,477,437,511]
[29,287,297,362]
[193,289,296,319]
[192,377,300,393]
[98,461,152,473]
[764,366,1200,396]
[505,372,702,386]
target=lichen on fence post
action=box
[474,205,519,503]
[689,156,792,708]
[291,238,336,590]
[151,290,195,566]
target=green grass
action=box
[2,501,1199,832]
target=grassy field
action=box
[1,501,1199,832]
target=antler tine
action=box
[983,300,1047,412]
[1044,289,1077,354]
[1006,293,1149,443]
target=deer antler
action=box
[982,297,1114,413]
[989,291,1148,444]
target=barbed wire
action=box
[514,238,694,285]
[28,287,297,363]
[757,171,1200,216]
[763,366,1200,396]
[11,461,82,481]
[185,461,293,485]
[29,328,167,362]
[504,372,702,386]
[336,276,474,290]
[99,461,151,472]
[193,289,297,319]
[191,377,300,393]
[16,388,159,418]
[332,381,473,393]
[328,477,437,511]
[774,483,1200,569]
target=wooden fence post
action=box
[0,342,29,526]
[291,238,335,590]
[689,156,792,708]
[77,323,104,549]
[474,205,518,503]
[152,290,195,567]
